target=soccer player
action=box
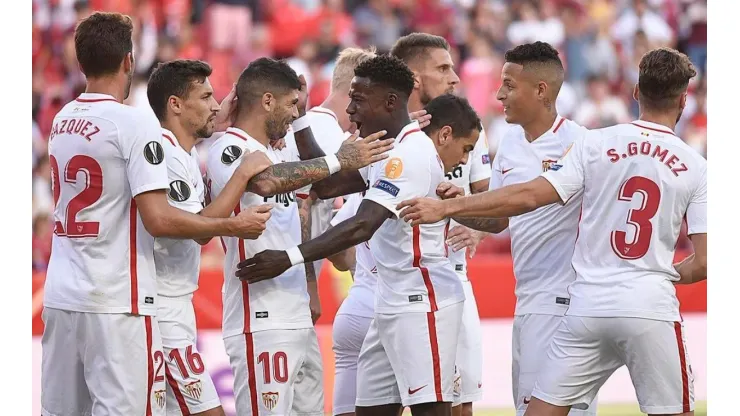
[397,47,706,416]
[41,13,271,416]
[206,57,391,416]
[146,60,277,416]
[236,56,481,416]
[391,32,491,415]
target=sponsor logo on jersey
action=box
[385,157,404,179]
[256,311,269,318]
[373,180,399,197]
[145,297,154,304]
[541,159,559,172]
[154,389,166,408]
[144,141,164,165]
[264,191,296,207]
[482,154,491,164]
[455,264,464,272]
[262,392,280,410]
[222,145,243,165]
[184,380,203,400]
[445,165,463,180]
[168,180,192,202]
[408,295,423,302]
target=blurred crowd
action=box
[32,0,707,270]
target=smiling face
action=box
[346,76,391,138]
[265,89,300,141]
[496,62,540,126]
[416,48,460,105]
[179,77,220,139]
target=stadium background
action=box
[31,0,708,414]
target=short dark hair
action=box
[504,41,563,70]
[74,12,134,78]
[354,55,414,97]
[422,94,482,138]
[147,60,213,121]
[236,58,301,110]
[390,33,450,66]
[638,47,697,111]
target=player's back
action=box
[566,121,706,321]
[44,93,167,316]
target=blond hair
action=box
[331,47,377,93]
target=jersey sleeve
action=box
[165,152,203,214]
[363,150,431,218]
[488,151,503,191]
[686,165,707,235]
[330,194,361,226]
[207,141,253,190]
[540,131,587,203]
[123,111,169,197]
[469,128,492,183]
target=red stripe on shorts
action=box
[412,226,438,311]
[165,364,192,415]
[674,321,690,412]
[426,312,443,402]
[145,316,154,416]
[245,333,260,415]
[130,200,139,315]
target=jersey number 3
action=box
[50,155,103,238]
[610,176,661,260]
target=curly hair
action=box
[638,47,697,111]
[147,60,213,121]
[353,54,415,96]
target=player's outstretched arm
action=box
[136,190,271,240]
[675,233,707,284]
[235,200,392,283]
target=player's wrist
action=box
[292,116,310,133]
[323,154,342,174]
[286,246,305,266]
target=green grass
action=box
[476,401,707,415]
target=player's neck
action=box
[638,110,679,132]
[321,93,351,131]
[162,120,196,152]
[408,92,424,113]
[84,77,126,103]
[522,112,558,143]
[386,112,412,139]
[233,116,271,148]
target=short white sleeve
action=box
[124,112,169,197]
[165,154,203,214]
[488,150,503,191]
[540,132,587,203]
[686,165,707,235]
[469,129,492,183]
[331,194,361,226]
[363,151,431,218]
[208,143,251,190]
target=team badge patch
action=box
[541,159,559,172]
[373,180,400,197]
[262,392,280,411]
[221,145,243,165]
[144,141,164,165]
[153,389,166,408]
[168,180,192,202]
[385,157,404,179]
[184,380,203,400]
[481,154,491,164]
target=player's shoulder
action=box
[208,131,247,168]
[558,118,588,136]
[307,107,340,126]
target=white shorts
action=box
[356,302,463,408]
[453,280,483,405]
[158,297,221,415]
[224,328,324,416]
[532,316,695,415]
[41,308,166,416]
[332,313,373,415]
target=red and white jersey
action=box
[44,93,169,316]
[154,129,206,298]
[363,121,465,314]
[330,194,377,317]
[541,120,707,322]
[206,127,312,337]
[445,127,492,280]
[490,116,588,316]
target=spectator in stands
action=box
[574,73,631,129]
[353,0,402,53]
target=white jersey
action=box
[541,120,707,322]
[490,116,588,316]
[331,194,377,317]
[363,121,465,314]
[445,127,492,279]
[44,93,169,315]
[206,127,312,337]
[153,129,206,298]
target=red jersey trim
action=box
[552,117,566,133]
[398,128,422,143]
[162,133,176,147]
[631,122,676,136]
[130,199,139,315]
[234,203,251,333]
[75,97,117,103]
[412,226,438,311]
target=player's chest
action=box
[444,163,471,190]
[499,140,569,186]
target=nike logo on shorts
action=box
[408,385,427,395]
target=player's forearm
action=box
[443,178,555,219]
[246,159,331,197]
[452,217,508,234]
[328,247,356,272]
[153,205,235,239]
[298,218,374,264]
[298,198,317,282]
[674,253,707,284]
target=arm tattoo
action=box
[298,198,317,282]
[452,217,508,234]
[246,158,330,196]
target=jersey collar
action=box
[630,120,677,136]
[525,115,564,144]
[225,127,269,152]
[75,93,117,103]
[308,106,338,122]
[161,128,180,148]
[397,120,422,143]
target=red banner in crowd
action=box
[32,252,705,335]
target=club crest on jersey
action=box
[184,380,203,400]
[222,145,243,165]
[373,180,399,197]
[541,159,561,172]
[385,157,404,179]
[144,141,164,165]
[153,389,166,408]
[262,392,280,410]
[168,180,192,202]
[482,154,491,164]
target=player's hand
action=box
[336,126,393,170]
[397,197,446,226]
[236,249,291,283]
[215,83,238,131]
[237,150,272,179]
[437,182,465,200]
[272,138,287,150]
[409,109,432,129]
[307,280,322,324]
[297,74,309,116]
[446,225,485,256]
[229,204,272,239]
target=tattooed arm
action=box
[246,157,332,197]
[451,217,509,234]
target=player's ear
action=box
[679,91,688,111]
[412,71,421,91]
[632,84,639,103]
[438,125,453,146]
[122,52,133,75]
[386,92,398,110]
[168,95,182,116]
[262,93,274,112]
[537,81,548,101]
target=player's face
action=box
[418,48,460,105]
[347,77,387,138]
[182,77,220,139]
[266,89,300,141]
[497,62,538,125]
[435,127,480,172]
